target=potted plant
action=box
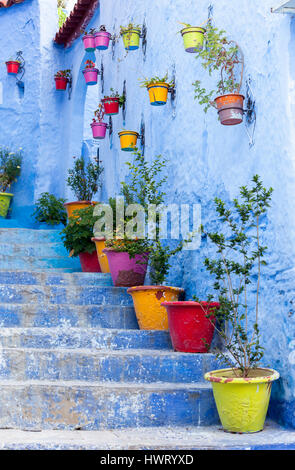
[64,155,103,218]
[120,23,141,50]
[0,147,22,218]
[82,60,99,86]
[201,175,279,433]
[5,58,21,75]
[102,88,125,116]
[54,69,71,90]
[118,130,139,151]
[90,104,107,139]
[82,28,96,52]
[61,205,101,272]
[179,21,206,53]
[139,73,175,106]
[193,23,245,125]
[91,196,117,273]
[95,25,112,50]
[32,192,67,228]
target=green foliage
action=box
[149,239,187,285]
[0,147,22,193]
[60,205,98,257]
[201,175,273,377]
[104,88,126,107]
[120,23,141,35]
[66,156,103,201]
[193,23,244,112]
[57,7,67,28]
[139,73,175,89]
[33,192,67,226]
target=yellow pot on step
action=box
[91,237,110,273]
[204,367,280,433]
[64,201,97,219]
[127,285,184,330]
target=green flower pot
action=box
[121,29,141,50]
[181,26,205,52]
[0,192,13,218]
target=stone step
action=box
[0,255,81,270]
[0,380,218,430]
[0,303,138,329]
[0,271,112,287]
[0,422,291,450]
[0,327,171,350]
[0,228,64,244]
[0,348,222,383]
[0,242,70,258]
[0,285,133,306]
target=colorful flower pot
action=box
[127,286,184,330]
[82,34,96,52]
[78,250,101,273]
[103,248,148,287]
[118,131,139,151]
[64,201,94,219]
[102,97,120,116]
[91,237,110,273]
[55,77,68,90]
[82,68,99,86]
[204,368,280,433]
[0,192,13,218]
[161,301,219,353]
[180,27,205,52]
[147,82,170,106]
[95,31,111,50]
[121,28,141,50]
[91,122,107,139]
[214,94,245,126]
[6,61,20,75]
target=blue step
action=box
[0,242,70,258]
[0,271,112,287]
[0,381,219,430]
[0,255,82,270]
[0,228,65,244]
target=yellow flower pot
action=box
[147,82,170,106]
[118,131,139,151]
[0,192,13,218]
[127,286,184,330]
[91,237,110,273]
[64,201,96,219]
[121,28,141,50]
[204,368,280,433]
[180,26,205,52]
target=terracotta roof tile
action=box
[54,0,100,48]
[0,0,25,7]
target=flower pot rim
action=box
[127,285,184,294]
[204,367,280,384]
[121,28,141,35]
[82,68,98,73]
[95,31,111,37]
[118,130,139,137]
[214,93,245,101]
[55,76,68,81]
[83,34,95,38]
[0,192,13,197]
[91,236,106,242]
[63,201,94,207]
[6,60,21,65]
[161,301,220,308]
[91,121,107,127]
[147,82,170,90]
[102,97,120,102]
[102,247,148,254]
[181,26,206,35]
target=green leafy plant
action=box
[33,192,67,226]
[61,205,98,257]
[0,147,22,193]
[139,73,175,89]
[199,175,273,378]
[193,23,244,112]
[149,239,188,285]
[66,156,103,201]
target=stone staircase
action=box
[0,227,293,449]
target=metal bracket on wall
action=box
[111,25,117,61]
[168,64,177,118]
[140,19,147,61]
[67,69,73,100]
[244,76,256,148]
[99,60,104,94]
[138,116,145,156]
[15,51,25,89]
[208,4,214,23]
[122,79,127,124]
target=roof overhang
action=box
[271,1,295,13]
[0,0,25,7]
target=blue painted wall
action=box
[0,0,295,427]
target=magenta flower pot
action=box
[95,31,111,50]
[82,34,96,52]
[91,122,107,139]
[82,68,98,86]
[103,249,148,287]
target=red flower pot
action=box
[6,61,20,75]
[102,97,120,115]
[78,251,101,273]
[161,301,219,353]
[55,77,68,90]
[214,94,245,126]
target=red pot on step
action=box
[78,251,101,273]
[161,301,219,353]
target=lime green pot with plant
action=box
[179,22,206,52]
[0,147,22,218]
[32,192,67,228]
[120,23,141,50]
[201,175,279,433]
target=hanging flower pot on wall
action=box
[82,61,98,86]
[82,29,96,52]
[118,130,139,151]
[139,74,175,106]
[102,89,125,116]
[54,70,71,91]
[180,26,206,52]
[5,60,20,75]
[95,26,111,50]
[120,24,141,50]
[214,93,245,126]
[91,121,107,139]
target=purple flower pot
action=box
[103,249,148,287]
[95,31,111,50]
[82,34,96,52]
[91,122,107,139]
[82,68,99,86]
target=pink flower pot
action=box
[95,31,111,50]
[82,34,96,52]
[83,68,98,86]
[103,248,148,287]
[91,122,107,139]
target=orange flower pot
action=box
[91,237,110,273]
[64,201,96,219]
[214,93,245,126]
